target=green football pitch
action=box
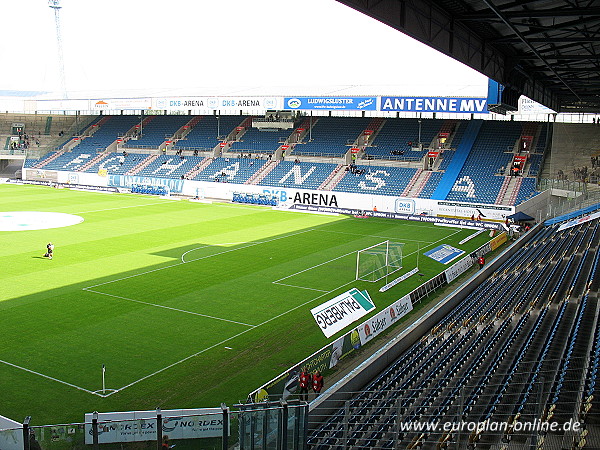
[0,183,492,424]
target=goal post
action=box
[356,240,404,282]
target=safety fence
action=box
[1,401,308,450]
[308,357,598,450]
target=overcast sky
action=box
[2,0,488,98]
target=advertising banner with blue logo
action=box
[284,97,377,110]
[108,175,184,194]
[84,408,225,444]
[381,96,488,113]
[424,244,465,264]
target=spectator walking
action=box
[298,367,311,401]
[312,371,324,398]
[478,255,485,270]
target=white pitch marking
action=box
[103,327,257,396]
[94,228,465,397]
[84,288,256,327]
[84,227,319,290]
[0,358,101,397]
[180,242,248,263]
[271,282,330,292]
[74,201,179,215]
[32,220,461,396]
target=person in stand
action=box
[312,371,324,398]
[162,435,174,449]
[29,430,42,450]
[298,367,311,401]
[478,255,485,270]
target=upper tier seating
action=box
[230,127,287,153]
[24,115,141,170]
[123,115,191,148]
[174,116,245,150]
[365,118,440,161]
[294,117,371,156]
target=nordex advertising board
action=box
[310,288,376,338]
[84,408,224,444]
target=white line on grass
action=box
[107,230,465,397]
[271,228,462,291]
[100,225,465,397]
[272,249,358,284]
[74,201,180,215]
[83,288,256,327]
[180,242,247,263]
[84,227,319,290]
[26,221,463,397]
[318,229,433,243]
[271,282,330,292]
[104,327,257,396]
[0,358,102,397]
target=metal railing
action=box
[308,358,597,450]
[2,401,308,450]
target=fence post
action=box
[221,403,229,450]
[532,377,544,450]
[22,416,31,450]
[302,401,309,450]
[156,408,162,450]
[91,411,99,450]
[343,400,350,450]
[280,401,288,450]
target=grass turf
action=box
[0,183,492,424]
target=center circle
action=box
[0,212,85,231]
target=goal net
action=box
[356,240,404,282]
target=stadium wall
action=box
[26,170,515,221]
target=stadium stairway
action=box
[76,151,110,172]
[126,154,158,175]
[184,156,213,180]
[318,164,345,190]
[245,160,279,185]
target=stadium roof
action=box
[337,0,600,113]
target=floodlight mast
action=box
[48,0,68,99]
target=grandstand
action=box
[13,113,553,209]
[3,100,600,450]
[309,213,600,449]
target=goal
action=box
[356,240,404,282]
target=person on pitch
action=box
[45,242,54,259]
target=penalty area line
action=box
[103,326,257,397]
[84,226,322,291]
[0,358,102,397]
[271,282,329,292]
[83,288,256,327]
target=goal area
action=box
[356,240,404,282]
